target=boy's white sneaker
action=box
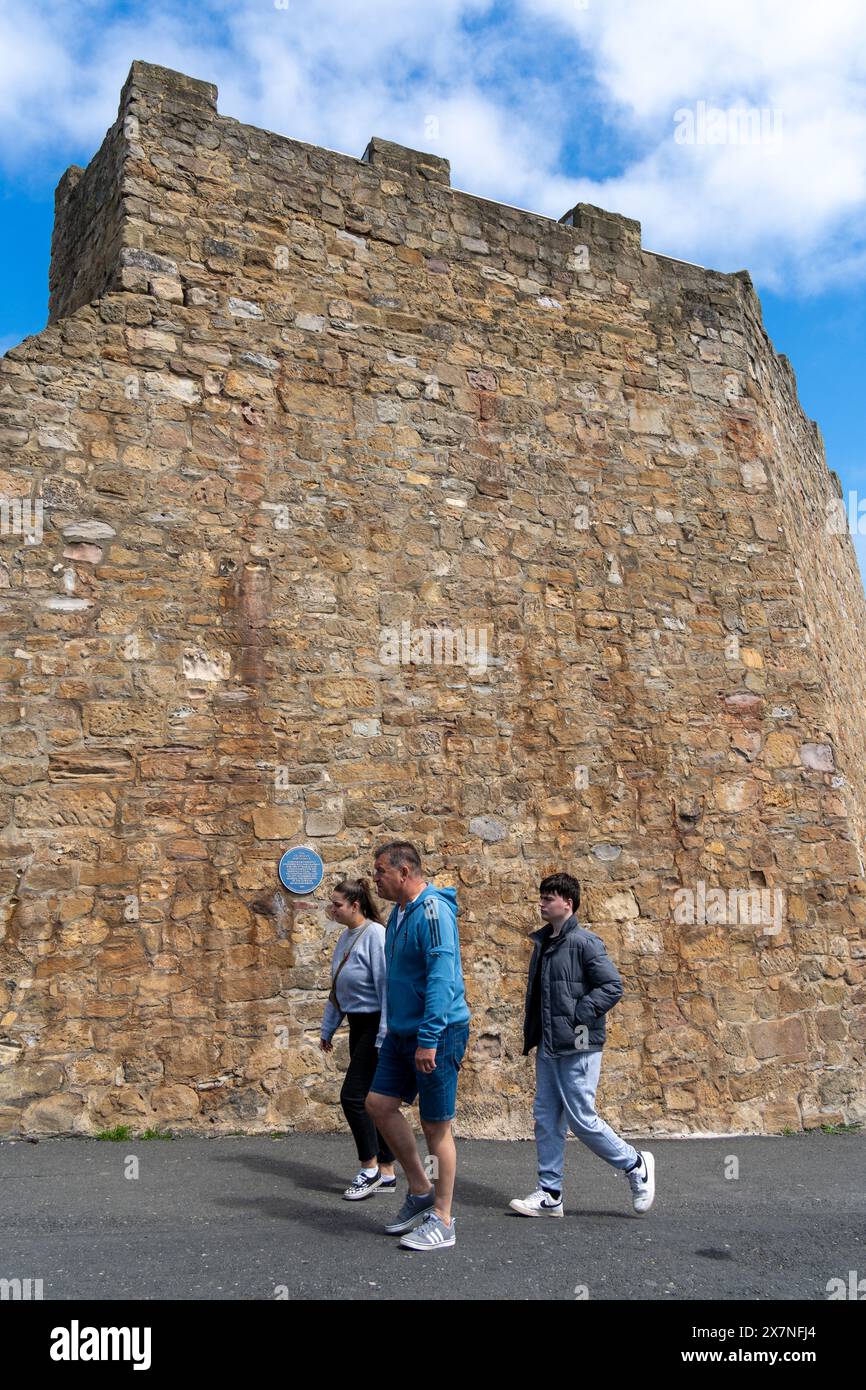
[626,1150,655,1214]
[509,1187,564,1217]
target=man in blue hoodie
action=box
[366,841,470,1251]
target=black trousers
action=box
[340,1011,395,1166]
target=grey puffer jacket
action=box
[522,916,624,1056]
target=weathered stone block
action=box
[749,1017,807,1061]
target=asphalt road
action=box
[1,1131,863,1301]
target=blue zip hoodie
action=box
[384,885,471,1048]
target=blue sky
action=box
[2,0,865,579]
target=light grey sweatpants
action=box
[534,1046,638,1190]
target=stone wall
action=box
[48,112,128,325]
[0,61,864,1138]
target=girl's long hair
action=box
[333,876,383,924]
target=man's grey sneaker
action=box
[399,1211,456,1250]
[626,1150,655,1214]
[383,1187,436,1233]
[343,1169,385,1200]
[509,1187,564,1217]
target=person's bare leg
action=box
[359,1155,395,1178]
[366,1093,431,1195]
[420,1117,456,1223]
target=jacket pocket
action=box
[570,986,587,1024]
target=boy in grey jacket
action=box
[509,872,656,1218]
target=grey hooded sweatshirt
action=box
[320,920,388,1048]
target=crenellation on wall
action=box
[361,135,451,186]
[121,59,218,119]
[48,64,662,347]
[560,200,642,256]
[48,119,129,325]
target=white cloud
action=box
[1,0,866,291]
[0,0,583,258]
[523,0,866,289]
[0,1,569,214]
[0,8,74,136]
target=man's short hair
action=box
[539,872,581,912]
[374,840,422,874]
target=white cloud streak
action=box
[1,0,866,291]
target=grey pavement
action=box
[1,1131,863,1301]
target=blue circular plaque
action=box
[278,845,324,895]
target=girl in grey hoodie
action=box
[319,877,396,1199]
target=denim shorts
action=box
[370,1023,470,1122]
